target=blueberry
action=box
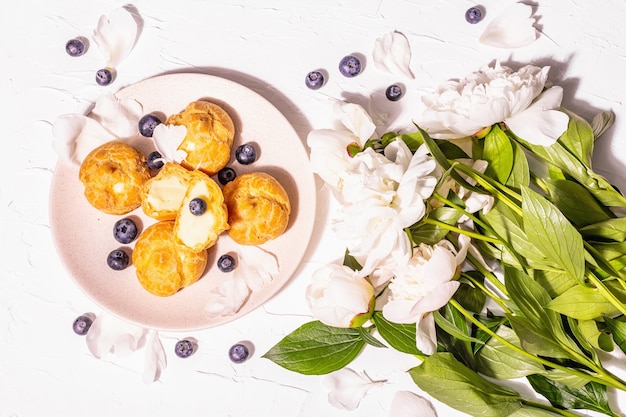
[217,254,236,273]
[65,38,87,57]
[217,167,237,185]
[235,143,257,165]
[385,84,403,101]
[174,339,195,358]
[305,70,325,90]
[95,67,115,86]
[228,343,250,363]
[107,249,130,270]
[189,197,207,216]
[147,151,165,170]
[465,6,484,24]
[138,114,162,137]
[338,55,362,77]
[72,314,93,336]
[113,218,138,244]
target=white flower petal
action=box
[93,7,139,67]
[505,86,569,145]
[372,31,415,79]
[205,274,250,317]
[142,331,167,384]
[479,3,538,48]
[152,123,188,163]
[91,93,143,138]
[235,246,279,291]
[416,315,438,355]
[323,368,385,411]
[85,313,147,359]
[52,114,116,164]
[390,391,438,417]
[335,101,377,143]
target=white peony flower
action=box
[420,61,569,146]
[93,7,140,68]
[306,264,375,328]
[52,93,143,164]
[372,31,415,79]
[382,235,470,354]
[323,368,385,410]
[333,140,438,274]
[389,390,438,417]
[307,101,377,188]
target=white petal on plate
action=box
[389,390,438,417]
[93,7,139,67]
[142,330,167,384]
[235,246,279,291]
[505,86,569,145]
[91,93,143,138]
[152,123,188,163]
[52,113,116,165]
[85,313,147,359]
[372,31,415,79]
[205,273,251,317]
[479,3,538,48]
[323,368,385,410]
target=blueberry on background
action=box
[95,68,115,86]
[385,84,403,101]
[465,6,484,24]
[228,342,251,363]
[174,339,196,358]
[138,114,162,137]
[338,55,362,77]
[72,314,94,336]
[305,70,325,90]
[235,143,257,165]
[113,218,138,244]
[217,167,237,185]
[65,38,87,57]
[217,254,236,273]
[189,198,207,216]
[147,151,165,170]
[107,249,130,270]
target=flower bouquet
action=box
[264,62,626,416]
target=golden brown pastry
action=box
[222,172,291,245]
[78,141,151,215]
[141,163,192,221]
[174,169,229,252]
[166,100,235,176]
[132,221,208,297]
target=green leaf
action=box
[603,316,626,355]
[527,374,615,416]
[521,185,585,282]
[409,352,523,417]
[547,285,622,320]
[454,278,487,314]
[558,109,594,167]
[434,310,484,345]
[410,207,462,245]
[544,179,611,227]
[581,217,626,242]
[262,321,365,375]
[398,131,424,152]
[475,325,545,379]
[506,139,531,189]
[358,327,387,348]
[507,315,570,359]
[533,269,577,298]
[342,249,362,271]
[577,319,613,352]
[483,124,514,184]
[371,311,422,355]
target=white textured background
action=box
[3,1,626,416]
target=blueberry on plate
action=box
[338,55,362,77]
[138,114,162,137]
[147,151,165,170]
[175,339,195,358]
[385,84,403,101]
[95,67,115,86]
[228,343,250,363]
[113,218,138,244]
[107,249,130,270]
[217,167,237,185]
[217,254,236,273]
[65,38,87,57]
[305,70,325,90]
[465,6,484,24]
[235,143,257,165]
[189,197,207,216]
[72,314,94,336]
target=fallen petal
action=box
[152,123,188,163]
[93,7,139,67]
[389,390,438,417]
[479,3,538,48]
[52,114,116,164]
[142,330,167,384]
[372,31,415,79]
[323,368,385,410]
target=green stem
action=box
[460,272,510,313]
[520,400,586,417]
[587,271,626,317]
[449,299,626,391]
[421,217,500,244]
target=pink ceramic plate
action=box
[49,73,316,331]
